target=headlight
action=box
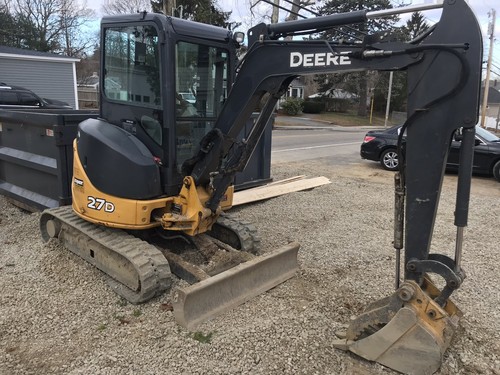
[233,32,245,45]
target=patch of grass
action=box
[132,309,142,317]
[276,111,392,127]
[306,111,389,127]
[97,323,107,331]
[117,298,128,307]
[192,331,214,344]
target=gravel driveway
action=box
[1,160,499,375]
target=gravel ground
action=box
[1,160,499,375]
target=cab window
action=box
[103,24,163,145]
[103,25,161,108]
[175,41,229,170]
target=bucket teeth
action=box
[345,294,401,341]
[333,277,462,375]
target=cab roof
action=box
[100,13,232,44]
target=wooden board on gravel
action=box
[232,176,331,206]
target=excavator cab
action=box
[72,15,241,223]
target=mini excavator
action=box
[40,0,482,373]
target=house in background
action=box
[478,80,500,130]
[0,45,80,109]
[77,72,100,108]
[482,80,500,116]
[277,77,306,109]
[77,72,123,108]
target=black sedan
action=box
[360,124,500,182]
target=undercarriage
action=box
[40,206,299,328]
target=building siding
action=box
[0,58,77,108]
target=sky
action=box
[83,0,500,79]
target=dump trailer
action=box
[37,0,482,373]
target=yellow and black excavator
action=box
[39,0,482,373]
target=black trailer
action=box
[0,109,272,211]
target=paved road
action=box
[271,124,369,165]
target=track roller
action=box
[40,206,172,304]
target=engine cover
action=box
[77,118,162,200]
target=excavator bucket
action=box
[172,242,300,330]
[333,277,462,375]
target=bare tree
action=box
[14,0,63,51]
[250,0,316,26]
[102,0,151,15]
[59,0,95,57]
[9,0,95,55]
[285,0,314,22]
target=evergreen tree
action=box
[150,0,232,28]
[370,12,431,114]
[0,5,21,47]
[401,11,429,41]
[315,0,398,116]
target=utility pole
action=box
[480,9,496,128]
[163,0,177,16]
[384,71,394,128]
[272,0,280,24]
[496,104,500,132]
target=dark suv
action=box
[0,83,72,109]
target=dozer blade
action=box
[333,277,462,375]
[172,242,300,330]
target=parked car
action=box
[0,83,72,109]
[178,92,196,104]
[360,124,500,182]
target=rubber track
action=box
[41,206,172,304]
[210,214,261,254]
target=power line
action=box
[251,0,365,40]
[257,0,306,19]
[280,0,319,17]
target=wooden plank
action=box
[232,176,331,206]
[249,175,306,190]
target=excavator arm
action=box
[188,40,419,210]
[186,0,482,373]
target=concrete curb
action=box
[273,124,378,131]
